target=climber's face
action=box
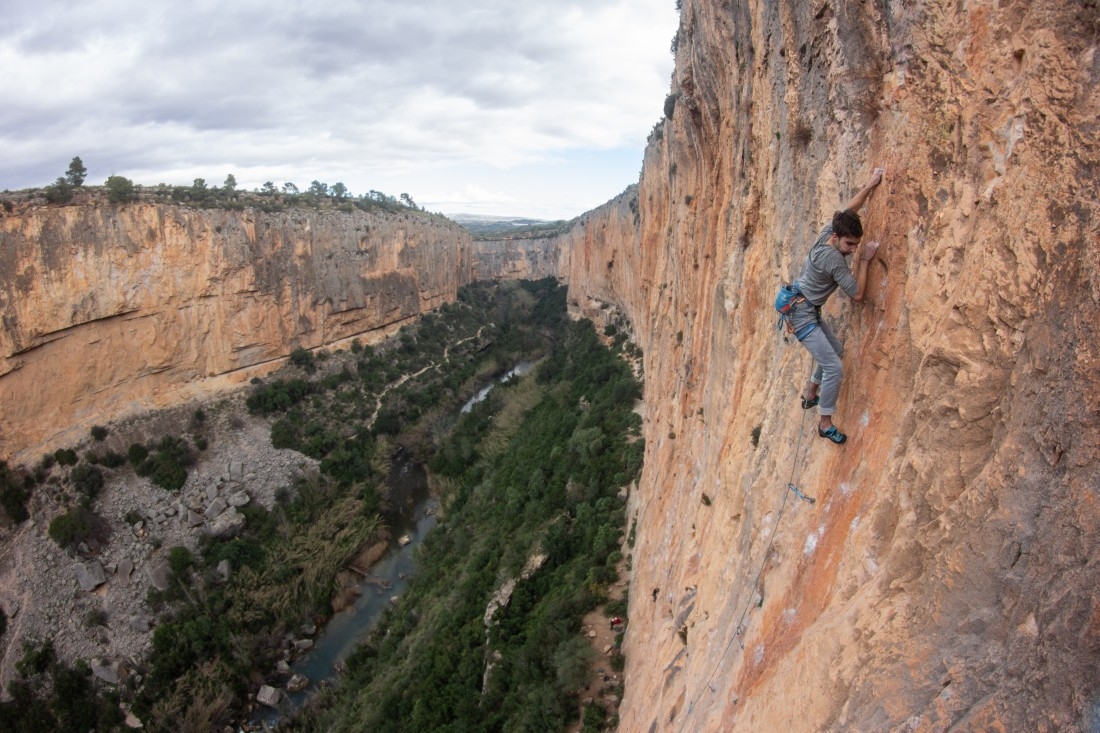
[832,234,860,255]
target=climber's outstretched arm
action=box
[844,167,885,213]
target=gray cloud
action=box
[1,0,677,218]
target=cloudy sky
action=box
[1,1,679,220]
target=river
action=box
[255,362,534,727]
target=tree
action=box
[44,178,73,204]
[400,193,418,209]
[105,175,136,203]
[331,182,348,199]
[192,178,207,193]
[65,156,87,187]
[308,180,329,196]
[261,181,277,195]
[223,174,237,194]
[282,182,299,194]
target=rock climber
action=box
[790,167,884,445]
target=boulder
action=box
[129,614,152,633]
[91,659,127,685]
[293,639,314,652]
[229,461,245,483]
[228,490,251,507]
[187,509,204,528]
[117,558,134,587]
[206,510,246,539]
[300,623,317,636]
[205,497,228,518]
[75,562,107,592]
[286,673,310,693]
[147,558,171,591]
[256,684,280,708]
[276,660,291,674]
[217,559,231,583]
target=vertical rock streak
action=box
[563,1,1099,730]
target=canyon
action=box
[2,0,1099,730]
[0,203,559,460]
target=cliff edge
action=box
[0,201,556,460]
[561,1,1100,730]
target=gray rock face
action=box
[257,684,280,707]
[75,562,107,592]
[128,614,152,633]
[205,497,228,518]
[117,558,134,587]
[228,490,251,507]
[206,509,246,539]
[91,659,126,685]
[147,559,171,592]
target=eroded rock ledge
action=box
[0,202,559,460]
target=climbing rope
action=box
[674,366,817,733]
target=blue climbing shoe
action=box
[818,425,847,444]
[801,395,819,409]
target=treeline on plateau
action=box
[1,278,644,733]
[8,154,430,217]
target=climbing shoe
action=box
[818,425,847,444]
[801,395,819,409]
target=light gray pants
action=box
[800,319,844,416]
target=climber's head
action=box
[830,209,863,254]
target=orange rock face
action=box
[2,1,1098,729]
[558,1,1100,730]
[0,204,485,459]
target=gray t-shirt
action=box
[794,220,858,306]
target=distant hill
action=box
[449,213,575,239]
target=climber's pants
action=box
[801,320,844,416]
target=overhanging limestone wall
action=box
[560,1,1100,730]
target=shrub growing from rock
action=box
[47,506,98,549]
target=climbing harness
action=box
[774,283,818,341]
[673,366,817,733]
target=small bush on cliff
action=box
[48,505,105,550]
[135,436,193,491]
[89,425,109,441]
[128,442,149,465]
[44,178,74,204]
[290,346,317,373]
[54,448,78,467]
[70,463,104,499]
[0,463,30,524]
[105,175,136,203]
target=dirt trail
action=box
[568,557,629,732]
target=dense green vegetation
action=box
[0,640,124,733]
[285,315,643,732]
[0,279,641,732]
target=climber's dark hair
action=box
[832,209,863,239]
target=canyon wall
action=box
[0,202,549,461]
[558,0,1100,730]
